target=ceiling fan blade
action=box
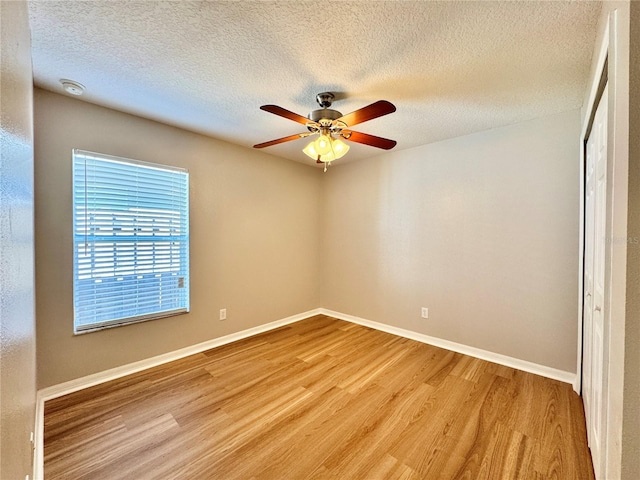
[336,100,396,127]
[341,130,397,150]
[253,132,311,148]
[260,105,312,125]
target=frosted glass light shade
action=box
[331,138,350,159]
[314,135,332,155]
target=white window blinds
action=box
[72,150,190,332]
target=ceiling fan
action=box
[254,92,397,170]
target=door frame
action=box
[577,6,630,479]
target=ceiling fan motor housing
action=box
[308,92,343,126]
[308,108,343,124]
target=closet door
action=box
[583,118,595,434]
[583,83,608,477]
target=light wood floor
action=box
[44,315,594,479]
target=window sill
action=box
[74,308,189,335]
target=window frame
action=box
[72,149,190,334]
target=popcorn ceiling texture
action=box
[28,1,601,165]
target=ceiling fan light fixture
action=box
[303,140,334,163]
[303,135,350,163]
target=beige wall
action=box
[0,0,36,477]
[623,3,640,478]
[321,110,581,373]
[34,89,322,388]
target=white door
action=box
[583,84,608,477]
[583,123,595,431]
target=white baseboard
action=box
[34,391,44,480]
[319,308,577,386]
[34,306,576,479]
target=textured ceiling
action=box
[27,1,601,166]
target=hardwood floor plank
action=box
[356,454,419,480]
[44,316,594,479]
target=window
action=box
[73,150,189,333]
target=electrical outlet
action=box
[421,307,429,319]
[219,308,227,321]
